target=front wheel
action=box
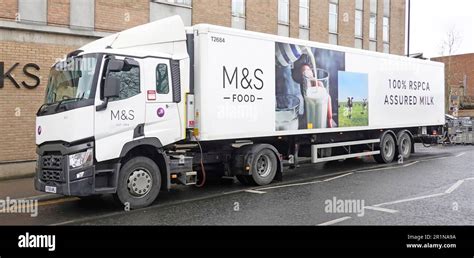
[113,156,161,209]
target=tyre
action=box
[374,133,396,164]
[397,132,412,160]
[249,148,278,186]
[113,156,161,209]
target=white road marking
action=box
[244,189,267,194]
[257,180,322,191]
[455,152,466,157]
[323,172,353,182]
[402,161,419,167]
[364,206,398,214]
[465,177,474,181]
[373,193,446,207]
[445,180,464,194]
[357,161,419,173]
[318,216,352,226]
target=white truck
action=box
[35,16,445,208]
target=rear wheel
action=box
[374,133,396,164]
[113,156,161,209]
[237,148,278,186]
[398,132,412,160]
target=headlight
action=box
[69,149,93,169]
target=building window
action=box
[329,0,338,33]
[383,0,390,17]
[329,33,338,45]
[355,38,363,49]
[299,0,309,28]
[70,0,95,30]
[156,64,169,94]
[383,0,390,53]
[232,0,246,30]
[369,0,377,51]
[150,1,192,26]
[355,0,363,48]
[299,0,310,40]
[278,0,290,36]
[232,0,245,17]
[383,43,390,53]
[383,17,389,43]
[18,0,47,25]
[369,40,377,51]
[278,0,290,24]
[329,0,338,45]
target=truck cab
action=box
[35,16,191,208]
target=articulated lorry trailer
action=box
[35,16,445,208]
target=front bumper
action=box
[35,140,119,196]
[35,166,96,197]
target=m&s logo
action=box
[0,62,40,89]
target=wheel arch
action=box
[119,138,170,191]
[238,143,283,182]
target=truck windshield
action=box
[44,54,99,104]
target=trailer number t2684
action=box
[211,36,225,43]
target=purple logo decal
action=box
[37,126,42,135]
[157,108,165,118]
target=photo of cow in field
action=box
[338,72,369,127]
[347,97,354,119]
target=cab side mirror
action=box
[108,59,124,72]
[104,76,120,98]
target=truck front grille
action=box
[41,155,63,169]
[41,170,63,182]
[40,154,64,182]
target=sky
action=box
[338,71,368,101]
[409,0,474,58]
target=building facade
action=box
[432,53,474,117]
[0,0,406,176]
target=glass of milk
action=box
[276,95,300,131]
[303,69,330,129]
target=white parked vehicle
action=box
[35,16,445,208]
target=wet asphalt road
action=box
[0,144,473,225]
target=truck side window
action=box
[108,66,140,101]
[156,64,169,94]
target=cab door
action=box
[94,56,145,162]
[142,58,182,146]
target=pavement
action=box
[0,143,472,225]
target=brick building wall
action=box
[246,0,278,34]
[390,0,405,55]
[338,0,355,48]
[0,0,18,20]
[47,0,70,27]
[192,0,231,27]
[432,53,474,97]
[95,0,149,32]
[0,41,78,162]
[310,0,328,43]
[289,0,299,38]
